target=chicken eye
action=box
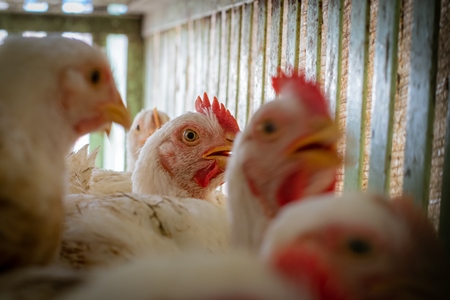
[262,120,277,135]
[136,124,140,131]
[346,238,372,256]
[90,69,101,84]
[183,129,199,143]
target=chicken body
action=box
[60,194,228,269]
[0,36,130,271]
[60,252,309,300]
[226,72,341,251]
[126,108,170,172]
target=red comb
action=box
[271,70,330,117]
[195,92,240,134]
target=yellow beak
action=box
[285,122,342,169]
[202,145,233,169]
[100,97,132,132]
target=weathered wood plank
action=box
[305,0,322,82]
[367,0,401,193]
[175,25,189,116]
[186,21,196,111]
[227,7,242,116]
[151,33,162,110]
[324,0,343,118]
[89,33,108,168]
[0,12,141,37]
[439,77,450,259]
[201,18,211,97]
[403,0,440,208]
[237,4,254,128]
[285,0,301,72]
[165,29,177,116]
[159,32,169,112]
[194,20,204,105]
[218,10,232,105]
[144,36,155,109]
[126,34,145,119]
[208,13,222,98]
[343,0,370,192]
[252,0,269,113]
[266,0,284,101]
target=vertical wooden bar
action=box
[90,33,108,168]
[208,13,222,98]
[201,18,211,96]
[324,0,343,118]
[144,36,154,109]
[126,34,144,119]
[266,0,284,101]
[305,0,322,82]
[227,7,242,116]
[166,29,177,117]
[186,21,196,111]
[151,33,161,111]
[343,0,370,191]
[159,32,169,112]
[367,0,401,193]
[176,25,188,116]
[237,4,254,128]
[403,0,440,208]
[439,78,450,259]
[218,10,231,105]
[194,20,204,102]
[252,0,269,113]
[285,0,301,72]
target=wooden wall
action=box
[143,0,450,250]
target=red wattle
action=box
[272,246,350,300]
[276,171,308,207]
[194,161,222,188]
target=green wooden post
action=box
[439,77,450,258]
[89,33,108,168]
[367,0,401,193]
[126,34,144,119]
[343,0,370,191]
[402,0,440,208]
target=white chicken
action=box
[60,94,239,268]
[261,192,450,299]
[126,108,170,172]
[0,36,131,271]
[66,93,236,203]
[58,193,449,300]
[226,71,341,251]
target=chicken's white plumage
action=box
[60,193,228,269]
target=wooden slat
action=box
[266,0,284,101]
[439,77,450,259]
[285,0,301,72]
[227,7,242,116]
[126,35,145,119]
[218,10,232,105]
[186,21,196,111]
[144,36,155,109]
[193,20,202,106]
[208,13,222,98]
[159,32,169,112]
[165,30,177,116]
[324,0,343,118]
[237,4,254,128]
[0,12,141,37]
[305,0,322,82]
[343,0,370,191]
[175,26,188,116]
[202,18,211,96]
[152,33,161,110]
[367,0,401,193]
[252,0,269,113]
[403,0,440,208]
